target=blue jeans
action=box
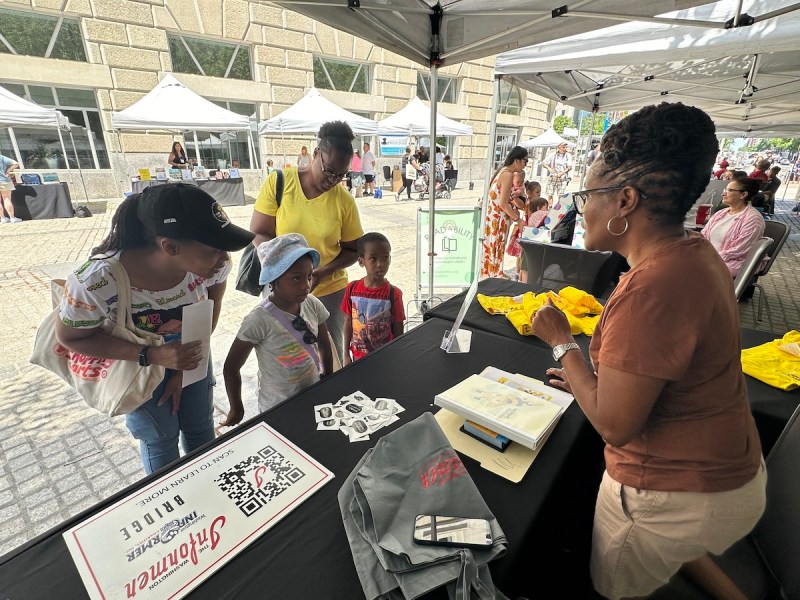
[125,366,215,475]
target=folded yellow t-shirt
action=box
[741,330,800,391]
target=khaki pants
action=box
[590,463,767,599]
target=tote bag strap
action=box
[260,299,321,371]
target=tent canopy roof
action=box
[111,74,250,131]
[495,0,800,138]
[0,84,69,130]
[520,128,570,149]
[269,0,710,67]
[258,87,378,135]
[378,97,472,136]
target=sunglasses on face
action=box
[571,184,648,215]
[292,315,318,344]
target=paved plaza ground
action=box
[0,181,798,557]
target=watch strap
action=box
[138,346,150,367]
[553,342,580,362]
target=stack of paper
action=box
[434,367,572,450]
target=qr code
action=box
[213,445,305,517]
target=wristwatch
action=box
[138,346,150,367]
[552,343,580,362]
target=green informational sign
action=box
[417,207,481,288]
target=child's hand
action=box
[219,405,244,427]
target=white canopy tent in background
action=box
[494,0,800,139]
[519,128,570,149]
[265,0,711,301]
[111,74,256,173]
[0,84,89,199]
[258,87,379,164]
[377,97,473,137]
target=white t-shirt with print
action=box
[59,256,231,343]
[236,295,329,413]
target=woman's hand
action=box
[149,340,204,371]
[531,298,573,348]
[157,371,184,415]
[544,367,572,394]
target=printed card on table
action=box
[63,423,333,600]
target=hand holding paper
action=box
[181,299,214,388]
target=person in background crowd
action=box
[55,184,253,474]
[585,142,600,168]
[396,147,414,202]
[222,234,332,422]
[341,232,404,364]
[444,155,454,170]
[480,145,529,279]
[713,156,729,179]
[348,149,363,195]
[434,146,444,167]
[543,142,573,202]
[265,159,276,175]
[0,153,21,223]
[532,102,765,600]
[168,142,189,169]
[297,146,311,170]
[362,142,376,196]
[249,120,364,364]
[702,177,767,278]
[749,159,770,182]
[760,166,781,216]
[720,168,735,181]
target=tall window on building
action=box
[191,100,259,169]
[313,57,370,93]
[0,8,86,62]
[417,73,457,104]
[167,34,252,80]
[498,81,523,116]
[2,83,109,170]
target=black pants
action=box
[397,176,413,199]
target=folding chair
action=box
[752,221,790,321]
[733,237,772,302]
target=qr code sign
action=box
[214,445,305,517]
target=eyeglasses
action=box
[319,153,348,181]
[292,315,318,344]
[571,184,648,214]
[723,188,746,194]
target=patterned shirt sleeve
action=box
[391,286,406,323]
[59,260,116,329]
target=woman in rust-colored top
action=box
[532,103,764,600]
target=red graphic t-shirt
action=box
[341,279,405,360]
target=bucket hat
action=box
[257,233,320,285]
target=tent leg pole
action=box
[280,129,286,167]
[193,131,201,167]
[579,112,597,189]
[427,65,439,303]
[477,76,501,279]
[66,129,90,202]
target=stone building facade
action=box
[0,0,553,200]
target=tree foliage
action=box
[553,115,576,134]
[744,138,800,154]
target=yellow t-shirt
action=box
[254,168,364,297]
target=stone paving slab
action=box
[0,181,797,557]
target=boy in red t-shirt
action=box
[341,232,405,364]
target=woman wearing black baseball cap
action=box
[56,184,254,474]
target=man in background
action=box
[543,142,572,203]
[362,142,376,196]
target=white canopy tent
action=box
[0,84,89,199]
[377,97,473,137]
[266,0,711,300]
[259,87,378,135]
[494,0,800,138]
[520,128,571,149]
[111,74,256,170]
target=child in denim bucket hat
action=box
[222,234,333,421]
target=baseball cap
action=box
[257,234,320,285]
[135,183,254,251]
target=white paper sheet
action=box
[181,299,213,388]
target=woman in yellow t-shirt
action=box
[249,121,364,363]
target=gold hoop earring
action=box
[607,215,629,236]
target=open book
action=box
[434,368,571,449]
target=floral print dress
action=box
[480,170,512,278]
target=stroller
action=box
[414,163,451,200]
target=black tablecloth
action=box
[427,279,799,455]
[131,178,246,206]
[10,183,73,220]
[0,318,603,599]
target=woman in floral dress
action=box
[480,146,529,278]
